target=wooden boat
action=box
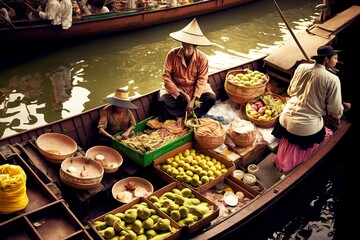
[0,0,255,46]
[0,5,357,240]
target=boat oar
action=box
[0,14,16,29]
[270,0,312,63]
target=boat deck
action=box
[264,5,360,78]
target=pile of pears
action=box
[92,201,178,240]
[158,148,229,187]
[227,68,268,87]
[149,187,214,227]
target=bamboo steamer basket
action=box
[36,133,77,164]
[224,69,269,105]
[60,156,104,190]
[227,125,256,148]
[245,93,286,128]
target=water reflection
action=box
[0,0,318,139]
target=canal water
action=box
[1,0,318,139]
[1,0,357,239]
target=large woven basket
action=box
[193,118,226,149]
[224,69,269,105]
[245,93,286,128]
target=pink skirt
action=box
[272,127,333,173]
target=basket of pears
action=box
[90,197,181,240]
[225,68,269,104]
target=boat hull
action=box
[0,0,254,45]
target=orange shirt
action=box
[160,47,215,99]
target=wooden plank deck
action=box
[263,5,360,74]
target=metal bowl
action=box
[60,156,104,190]
[36,133,77,163]
[85,145,123,173]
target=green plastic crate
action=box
[111,116,193,167]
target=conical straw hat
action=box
[169,18,212,46]
[103,89,138,109]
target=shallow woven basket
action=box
[36,133,77,164]
[245,93,286,128]
[224,69,269,105]
[60,156,104,190]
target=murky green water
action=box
[0,0,318,138]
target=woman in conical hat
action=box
[98,88,137,144]
[158,18,216,126]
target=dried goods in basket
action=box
[190,118,226,149]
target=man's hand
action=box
[343,102,351,112]
[186,97,196,114]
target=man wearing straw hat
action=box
[98,88,137,145]
[271,45,351,173]
[158,18,216,126]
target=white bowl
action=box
[233,170,244,180]
[243,173,257,186]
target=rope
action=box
[0,164,29,214]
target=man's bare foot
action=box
[176,117,183,126]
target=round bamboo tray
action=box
[36,133,77,164]
[224,69,268,105]
[85,145,123,173]
[60,156,104,190]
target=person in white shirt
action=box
[26,0,61,26]
[59,0,72,29]
[271,45,351,173]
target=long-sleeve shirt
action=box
[39,0,62,26]
[279,63,344,136]
[160,46,214,99]
[59,0,72,29]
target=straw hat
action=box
[311,45,341,59]
[169,18,212,46]
[103,89,138,109]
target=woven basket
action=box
[194,132,226,149]
[193,118,226,149]
[60,156,104,190]
[224,69,269,105]
[227,127,256,148]
[245,93,286,128]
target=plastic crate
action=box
[111,117,193,167]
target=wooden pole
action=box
[0,14,16,29]
[271,0,312,63]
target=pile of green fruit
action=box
[227,68,268,87]
[92,201,178,240]
[149,187,214,227]
[158,148,228,187]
